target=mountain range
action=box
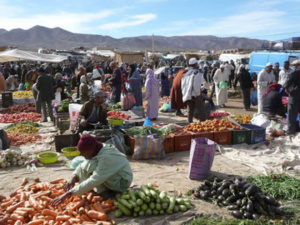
[0,25,265,51]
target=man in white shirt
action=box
[214,64,229,107]
[278,61,292,87]
[257,63,276,114]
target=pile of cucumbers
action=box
[114,184,192,218]
[192,178,282,220]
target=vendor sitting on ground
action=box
[77,90,108,132]
[50,134,133,205]
[262,83,285,117]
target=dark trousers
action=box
[241,88,251,110]
[186,96,206,123]
[112,86,121,103]
[210,84,215,99]
[32,89,41,113]
[287,103,300,135]
[41,100,53,122]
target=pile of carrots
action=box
[0,178,116,225]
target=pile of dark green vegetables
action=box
[192,177,282,220]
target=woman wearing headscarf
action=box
[49,134,133,204]
[120,67,128,94]
[160,72,170,97]
[128,64,143,106]
[54,73,66,100]
[77,66,87,98]
[79,75,90,102]
[262,83,285,116]
[145,69,159,120]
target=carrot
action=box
[87,210,107,221]
[27,220,44,225]
[29,196,40,210]
[91,196,102,203]
[62,221,71,225]
[48,220,55,225]
[45,215,55,221]
[32,191,52,199]
[86,193,94,202]
[69,218,81,223]
[93,202,105,214]
[21,178,28,186]
[41,196,53,202]
[10,214,24,222]
[80,214,93,222]
[17,208,34,213]
[56,215,71,222]
[6,201,25,214]
[0,200,13,209]
[42,209,57,218]
[71,200,85,211]
[14,220,23,225]
[28,183,37,189]
[13,210,28,217]
[50,179,65,184]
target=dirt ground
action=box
[0,95,262,224]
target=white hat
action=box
[189,58,198,65]
[291,59,300,65]
[220,64,225,69]
[266,62,273,67]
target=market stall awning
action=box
[0,49,68,63]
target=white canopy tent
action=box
[0,49,68,63]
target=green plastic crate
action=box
[231,128,251,145]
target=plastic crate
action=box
[213,130,232,145]
[2,92,13,108]
[190,131,214,141]
[231,128,251,145]
[242,124,266,144]
[54,132,79,152]
[163,134,175,153]
[58,118,70,132]
[174,131,192,151]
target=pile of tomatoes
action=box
[1,104,36,114]
[185,118,243,133]
[0,113,41,123]
[107,111,131,120]
[232,115,252,124]
[7,133,43,147]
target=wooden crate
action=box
[53,112,69,127]
[54,132,79,152]
[174,131,192,152]
[163,134,175,153]
[213,130,232,145]
[191,131,214,141]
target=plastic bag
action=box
[251,114,270,128]
[220,81,227,89]
[69,103,83,130]
[122,93,136,110]
[251,90,258,106]
[52,91,61,105]
[188,138,216,180]
[106,135,130,155]
[132,136,166,160]
[143,117,153,126]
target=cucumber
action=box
[146,208,152,216]
[136,199,143,206]
[166,209,173,214]
[184,202,192,209]
[129,189,137,201]
[156,203,162,211]
[114,209,123,218]
[138,191,146,201]
[121,194,131,200]
[134,206,140,212]
[147,183,154,189]
[129,199,137,208]
[153,209,158,215]
[162,202,168,209]
[174,205,179,213]
[159,191,167,201]
[183,199,191,204]
[150,190,158,199]
[141,185,151,196]
[159,209,165,215]
[141,203,148,211]
[145,196,151,203]
[133,212,138,217]
[149,202,155,210]
[115,202,132,216]
[139,210,145,217]
[116,193,121,201]
[120,199,133,209]
[156,198,161,203]
[179,205,187,212]
[176,198,184,205]
[167,197,176,212]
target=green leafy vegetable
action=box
[4,121,42,130]
[126,126,164,137]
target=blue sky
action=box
[1,0,300,40]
